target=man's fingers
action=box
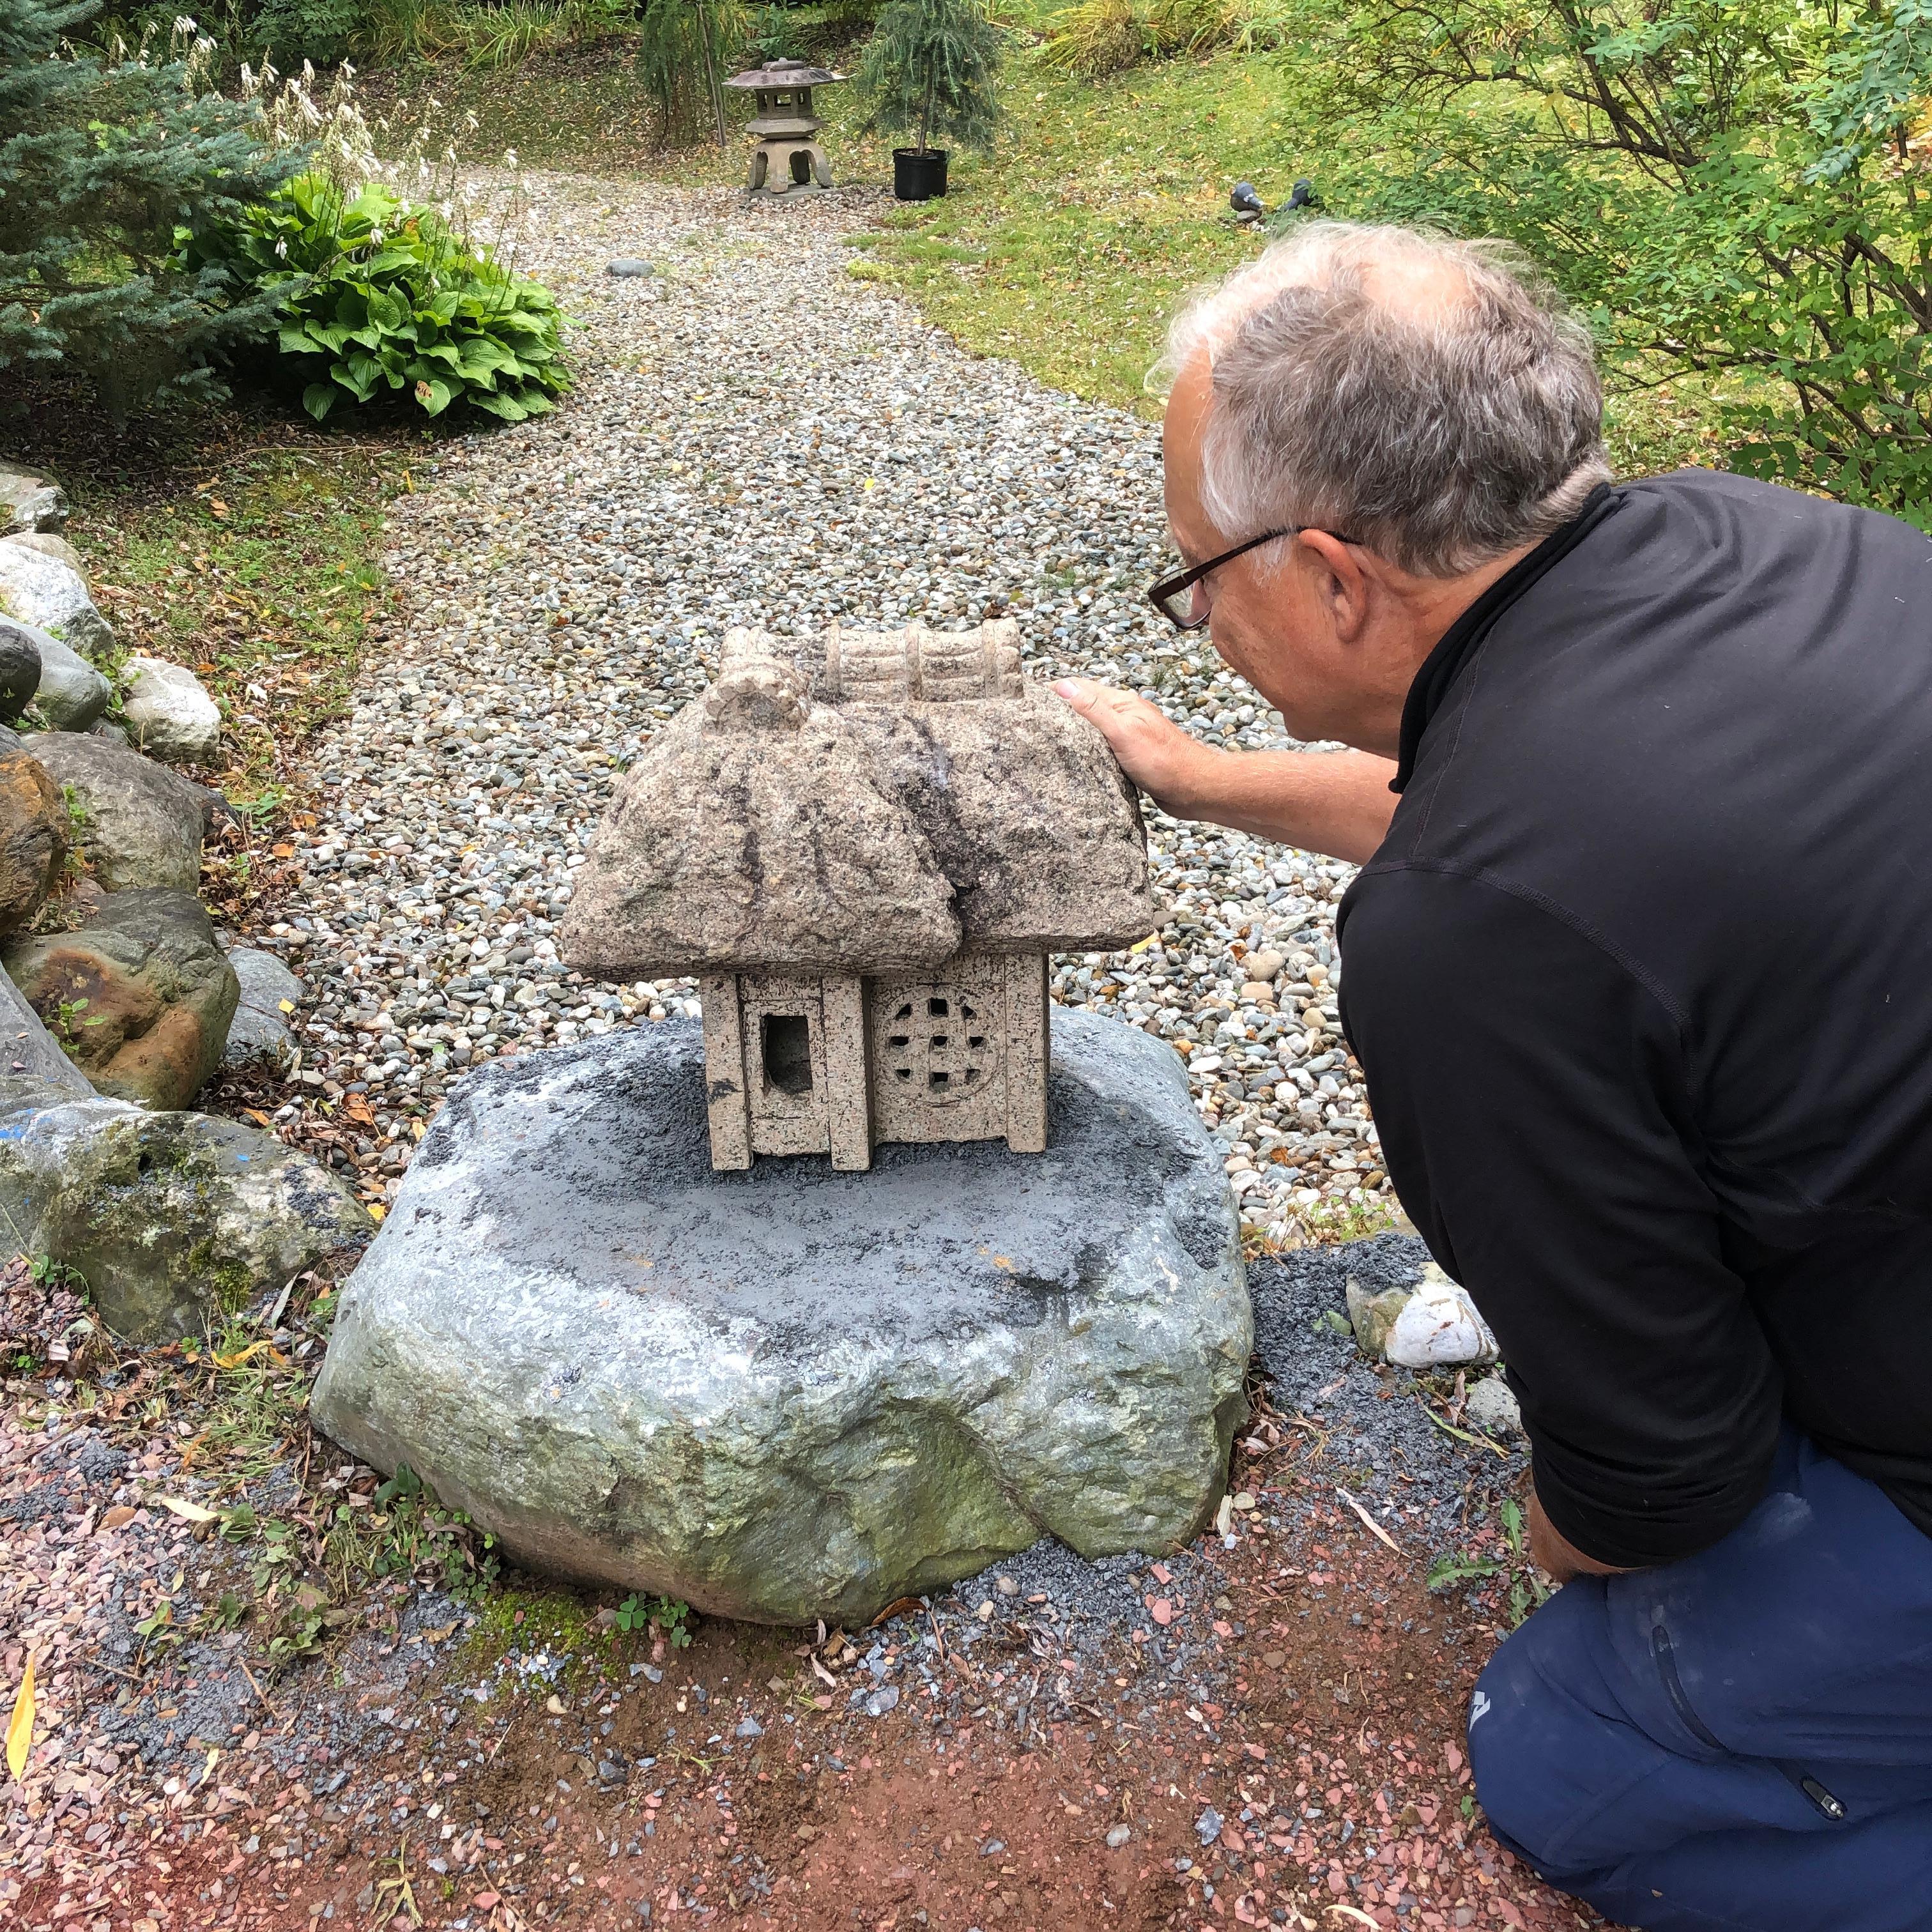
[1052,677,1101,716]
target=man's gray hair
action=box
[1156,222,1611,578]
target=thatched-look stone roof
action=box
[562,622,1159,981]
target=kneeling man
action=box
[1061,222,1932,1931]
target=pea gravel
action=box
[250,172,1389,1239]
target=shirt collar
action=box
[1390,482,1621,793]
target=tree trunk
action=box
[697,3,728,150]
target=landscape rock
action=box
[222,946,303,1070]
[0,739,67,937]
[0,620,41,722]
[120,657,223,767]
[0,1096,370,1343]
[0,534,115,663]
[1464,1374,1523,1438]
[0,464,68,535]
[25,729,210,891]
[312,1009,1250,1627]
[3,887,239,1109]
[0,962,95,1118]
[607,258,655,277]
[1346,1261,1497,1368]
[7,618,112,732]
[8,530,86,574]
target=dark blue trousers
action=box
[1468,1429,1932,1931]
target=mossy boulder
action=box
[3,887,238,1108]
[0,1096,371,1343]
[312,1011,1250,1628]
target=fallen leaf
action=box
[241,1108,271,1126]
[368,1205,387,1224]
[158,1496,217,1523]
[1337,1487,1402,1552]
[1328,1909,1381,1929]
[98,1505,138,1531]
[6,1652,34,1780]
[214,1340,272,1370]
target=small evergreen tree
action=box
[0,1,298,417]
[858,0,1005,158]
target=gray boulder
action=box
[0,1095,371,1344]
[0,620,40,723]
[3,618,111,732]
[1464,1374,1524,1438]
[2,888,239,1109]
[121,657,222,767]
[26,730,210,891]
[313,1009,1250,1627]
[0,963,94,1118]
[0,535,114,663]
[0,466,68,536]
[223,947,302,1070]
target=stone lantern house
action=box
[563,620,1159,1171]
[724,57,845,197]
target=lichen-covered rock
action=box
[3,888,238,1108]
[25,730,210,891]
[0,1096,371,1344]
[121,657,222,767]
[222,947,302,1070]
[4,618,111,732]
[0,535,114,663]
[312,1009,1250,1627]
[0,465,68,537]
[563,623,1158,981]
[1346,1261,1498,1368]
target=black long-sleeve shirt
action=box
[1337,470,1932,1568]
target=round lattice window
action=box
[880,985,998,1108]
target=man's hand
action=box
[1529,1485,1635,1586]
[1053,678,1222,819]
[1054,676,1402,865]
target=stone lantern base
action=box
[309,1011,1250,1628]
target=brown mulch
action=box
[3,1261,1607,1932]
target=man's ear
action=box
[1298,530,1374,643]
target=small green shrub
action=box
[184,172,571,424]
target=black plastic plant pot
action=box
[893,147,949,201]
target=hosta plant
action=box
[184,172,569,422]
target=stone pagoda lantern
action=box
[562,620,1160,1171]
[724,57,845,197]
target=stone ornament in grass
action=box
[0,533,115,664]
[3,887,238,1110]
[25,730,212,893]
[1346,1260,1499,1368]
[119,657,223,768]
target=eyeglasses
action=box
[1146,525,1359,632]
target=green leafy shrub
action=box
[859,0,1008,155]
[183,172,570,422]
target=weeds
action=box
[1425,1497,1551,1629]
[615,1592,694,1646]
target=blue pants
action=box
[1469,1430,1932,1931]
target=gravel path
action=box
[256,172,1383,1236]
